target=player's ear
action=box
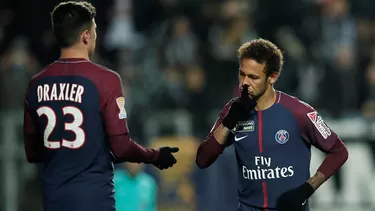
[82,30,90,45]
[268,72,279,85]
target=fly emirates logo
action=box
[242,156,294,180]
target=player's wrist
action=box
[147,148,160,164]
[300,182,315,198]
[213,124,231,145]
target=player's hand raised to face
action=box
[240,84,256,111]
[153,147,179,170]
[222,85,257,130]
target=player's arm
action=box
[23,99,44,163]
[302,111,348,190]
[276,108,348,210]
[196,102,233,169]
[102,74,159,164]
[108,135,159,164]
[196,87,256,169]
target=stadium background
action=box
[0,0,375,210]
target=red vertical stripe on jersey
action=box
[262,181,268,209]
[258,111,268,209]
[258,111,263,153]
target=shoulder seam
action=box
[89,62,118,76]
[31,62,56,82]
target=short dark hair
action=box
[51,1,96,48]
[237,38,284,76]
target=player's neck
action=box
[60,46,89,60]
[255,88,277,111]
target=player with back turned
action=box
[196,39,349,211]
[22,2,179,211]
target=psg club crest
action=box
[275,130,289,144]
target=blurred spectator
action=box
[362,51,375,118]
[184,65,208,137]
[319,0,358,115]
[209,16,257,62]
[114,163,157,211]
[0,36,39,110]
[164,16,199,67]
[104,0,146,52]
[207,3,259,103]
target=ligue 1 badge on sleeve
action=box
[116,97,127,119]
[275,130,289,144]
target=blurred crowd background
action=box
[0,0,375,210]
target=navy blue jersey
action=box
[199,91,341,211]
[23,58,130,211]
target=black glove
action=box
[276,182,315,211]
[222,85,256,130]
[153,147,179,170]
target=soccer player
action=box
[23,2,179,211]
[196,39,349,211]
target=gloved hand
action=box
[222,85,256,130]
[276,182,315,211]
[153,147,179,170]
